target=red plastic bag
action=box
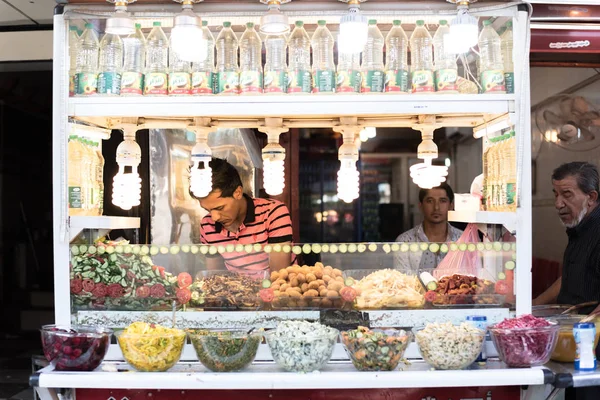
[432,223,482,280]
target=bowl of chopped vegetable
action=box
[188,329,262,372]
[116,322,186,372]
[341,326,412,371]
[41,325,112,371]
[415,322,485,370]
[265,321,338,372]
[489,315,559,367]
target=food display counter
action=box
[33,0,592,399]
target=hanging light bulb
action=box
[112,128,142,210]
[337,131,360,203]
[190,129,213,198]
[171,0,205,62]
[259,0,291,35]
[105,0,136,35]
[359,127,376,142]
[338,0,368,54]
[411,126,449,189]
[446,0,479,54]
[260,125,288,196]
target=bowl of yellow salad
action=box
[116,322,186,372]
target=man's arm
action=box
[266,202,294,272]
[533,277,561,306]
[269,243,292,272]
[206,255,226,271]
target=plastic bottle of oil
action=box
[239,22,263,94]
[287,21,312,94]
[68,136,86,216]
[311,20,336,93]
[215,21,239,94]
[505,131,517,211]
[384,20,409,93]
[409,20,434,94]
[361,19,385,93]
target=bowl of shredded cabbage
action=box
[116,322,186,372]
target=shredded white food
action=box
[267,321,338,372]
[354,269,425,309]
[415,322,485,370]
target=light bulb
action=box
[360,127,376,142]
[447,7,479,54]
[112,132,142,210]
[190,137,212,198]
[171,5,205,62]
[260,1,290,35]
[339,5,368,54]
[338,160,360,203]
[410,161,448,189]
[262,143,285,196]
[106,2,135,35]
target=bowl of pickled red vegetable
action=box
[189,329,261,372]
[341,326,412,371]
[41,324,112,371]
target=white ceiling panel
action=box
[0,1,33,25]
[7,0,55,23]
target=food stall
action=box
[31,0,598,399]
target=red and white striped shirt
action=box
[200,195,293,275]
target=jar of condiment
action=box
[466,315,488,361]
[574,322,597,371]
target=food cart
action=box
[30,1,600,399]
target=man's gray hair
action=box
[552,162,600,198]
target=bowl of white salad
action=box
[265,320,338,372]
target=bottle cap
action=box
[439,20,447,25]
[393,20,401,26]
[416,20,425,26]
[574,322,595,329]
[466,315,488,322]
[202,21,208,27]
[69,26,78,31]
[483,20,492,26]
[246,22,254,28]
[153,22,161,27]
[317,20,326,26]
[223,21,231,28]
[295,21,304,27]
[135,23,141,29]
[85,23,94,29]
[369,19,377,25]
[506,21,513,28]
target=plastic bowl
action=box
[189,329,261,372]
[265,328,338,372]
[41,324,112,371]
[489,323,560,367]
[116,329,186,372]
[415,325,485,370]
[341,328,412,371]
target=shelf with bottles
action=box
[67,13,516,123]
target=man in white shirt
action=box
[395,183,463,273]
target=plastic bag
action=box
[432,223,482,280]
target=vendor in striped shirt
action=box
[192,158,293,275]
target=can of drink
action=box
[574,322,597,371]
[466,315,488,361]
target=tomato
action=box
[495,280,509,295]
[82,279,95,292]
[136,286,150,298]
[153,265,166,279]
[107,283,124,298]
[177,272,193,288]
[176,288,192,304]
[91,283,107,298]
[259,288,275,303]
[340,286,357,302]
[70,279,83,294]
[425,290,438,303]
[150,283,166,298]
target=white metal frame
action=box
[47,2,538,393]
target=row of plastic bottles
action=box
[70,19,514,97]
[68,135,105,216]
[482,131,516,212]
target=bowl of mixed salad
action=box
[265,321,338,372]
[489,314,559,367]
[189,329,261,372]
[116,322,186,372]
[341,326,412,371]
[41,324,111,371]
[415,322,485,370]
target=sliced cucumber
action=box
[498,272,506,280]
[345,278,355,287]
[79,245,88,254]
[71,246,80,256]
[262,279,271,289]
[427,281,438,291]
[110,254,118,262]
[97,246,106,255]
[505,261,516,270]
[88,246,97,255]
